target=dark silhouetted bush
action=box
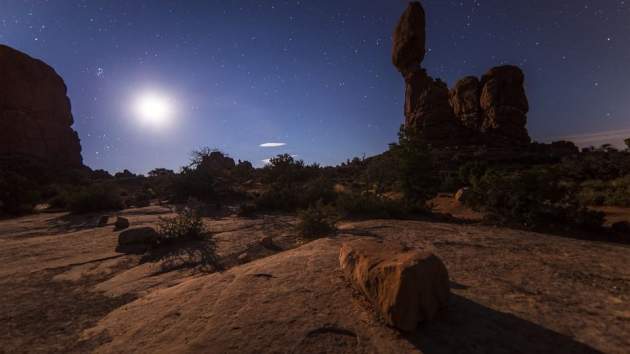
[389,126,439,204]
[157,208,207,244]
[0,171,41,214]
[296,200,338,238]
[336,192,415,219]
[66,185,124,214]
[466,167,604,230]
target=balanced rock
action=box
[392,2,426,73]
[480,65,530,145]
[339,239,450,332]
[0,45,82,168]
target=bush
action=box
[336,192,418,219]
[578,176,630,207]
[388,126,439,204]
[157,208,207,244]
[0,171,41,214]
[254,174,336,212]
[66,184,124,214]
[466,167,604,230]
[296,201,338,238]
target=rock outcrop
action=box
[480,65,530,145]
[393,2,531,148]
[450,76,482,131]
[339,239,450,331]
[0,44,82,168]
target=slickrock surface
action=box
[0,206,628,353]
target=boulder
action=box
[0,45,82,168]
[454,187,471,203]
[480,65,530,145]
[114,216,130,231]
[392,2,426,73]
[260,236,275,249]
[118,227,159,246]
[339,239,450,331]
[97,215,109,227]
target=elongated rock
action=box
[339,239,449,331]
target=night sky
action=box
[1,1,629,173]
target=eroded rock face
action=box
[0,45,82,168]
[392,2,426,73]
[480,65,530,145]
[404,68,461,145]
[392,3,532,148]
[339,239,450,332]
[450,76,482,130]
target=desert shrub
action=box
[466,167,604,230]
[389,126,439,204]
[157,208,207,244]
[578,176,630,207]
[0,171,41,214]
[336,192,416,219]
[625,138,630,150]
[171,165,216,202]
[254,163,335,212]
[129,189,155,208]
[296,201,338,238]
[66,184,124,214]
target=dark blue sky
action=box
[1,1,629,173]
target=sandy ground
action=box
[0,205,629,353]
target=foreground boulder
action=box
[0,44,82,168]
[339,239,450,331]
[118,227,159,246]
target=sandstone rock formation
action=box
[339,239,450,331]
[480,65,530,145]
[0,45,82,168]
[393,2,531,148]
[450,76,482,130]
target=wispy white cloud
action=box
[259,142,286,148]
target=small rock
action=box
[97,215,109,227]
[237,253,249,262]
[118,227,159,246]
[339,239,450,332]
[114,216,130,230]
[454,187,471,203]
[260,236,274,249]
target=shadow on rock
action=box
[406,295,599,354]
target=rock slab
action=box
[339,239,450,331]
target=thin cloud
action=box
[259,142,286,148]
[553,128,630,147]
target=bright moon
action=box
[133,92,174,127]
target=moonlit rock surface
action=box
[0,44,82,167]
